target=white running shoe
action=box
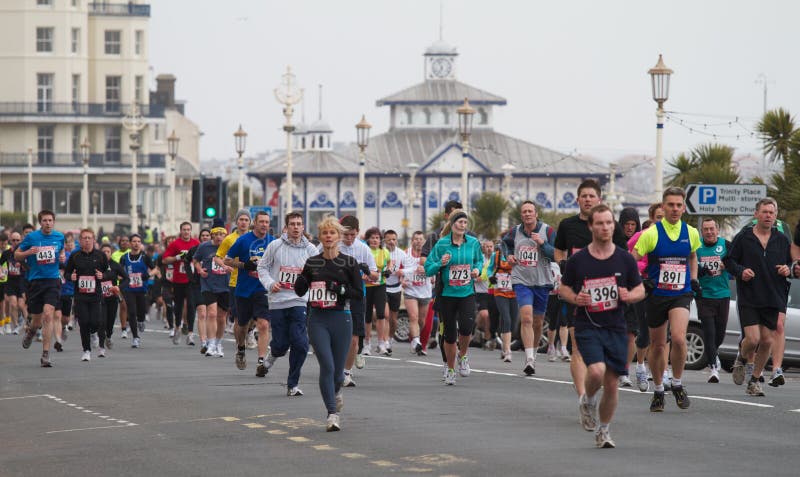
[106,337,114,350]
[169,328,175,338]
[326,413,341,432]
[97,347,106,358]
[547,345,557,362]
[186,333,195,346]
[216,343,224,358]
[120,329,128,339]
[618,375,633,388]
[579,394,597,432]
[343,372,356,387]
[595,427,616,448]
[458,355,470,377]
[287,386,304,397]
[354,354,366,369]
[4,323,12,334]
[81,350,91,362]
[131,337,141,348]
[444,368,456,385]
[246,331,257,349]
[264,353,278,371]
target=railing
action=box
[88,2,150,17]
[0,102,165,118]
[0,153,165,168]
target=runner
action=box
[695,218,731,383]
[402,231,432,355]
[293,216,363,431]
[724,198,792,396]
[1,232,26,334]
[488,240,518,362]
[616,207,642,387]
[383,229,411,354]
[560,204,645,448]
[474,240,494,349]
[424,209,483,385]
[501,200,556,376]
[111,235,130,338]
[215,209,252,345]
[193,226,231,358]
[99,243,126,351]
[632,187,701,411]
[16,210,65,367]
[257,212,318,396]
[186,228,211,349]
[163,222,200,345]
[224,211,275,374]
[64,229,109,361]
[54,232,75,352]
[121,235,157,349]
[363,227,392,355]
[0,233,7,334]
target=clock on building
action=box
[430,58,452,78]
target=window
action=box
[135,30,144,55]
[104,30,121,55]
[134,75,143,103]
[37,0,52,6]
[442,108,450,125]
[41,190,80,215]
[13,191,29,212]
[37,73,54,112]
[478,108,488,125]
[423,108,431,125]
[36,27,53,52]
[72,74,80,104]
[71,28,80,54]
[301,137,306,149]
[405,108,413,125]
[105,126,121,162]
[105,76,121,112]
[152,123,163,141]
[37,125,54,164]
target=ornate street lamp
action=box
[457,98,475,209]
[648,54,673,202]
[233,124,247,210]
[167,130,180,232]
[274,66,303,214]
[407,161,420,233]
[122,103,146,233]
[356,115,372,226]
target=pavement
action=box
[1,324,798,477]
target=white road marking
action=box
[0,394,51,400]
[46,423,137,434]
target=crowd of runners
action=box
[1,179,797,446]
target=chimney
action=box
[155,74,176,108]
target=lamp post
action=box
[457,98,475,209]
[234,124,247,210]
[648,54,673,202]
[27,148,33,225]
[407,161,420,233]
[91,191,99,233]
[122,103,146,233]
[501,162,516,231]
[167,130,180,233]
[356,115,372,226]
[274,66,303,214]
[80,137,91,228]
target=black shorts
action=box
[646,293,693,329]
[475,292,491,312]
[26,279,62,314]
[4,277,23,297]
[190,285,203,309]
[386,291,402,312]
[235,292,268,326]
[60,295,74,316]
[20,278,29,296]
[546,295,568,329]
[575,327,628,376]
[438,294,476,344]
[202,291,230,311]
[738,305,778,331]
[697,297,730,322]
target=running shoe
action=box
[650,390,665,412]
[672,385,690,409]
[343,372,356,387]
[106,337,114,350]
[246,331,257,349]
[22,327,36,349]
[200,341,208,355]
[36,330,42,342]
[335,388,344,412]
[256,357,268,377]
[361,346,371,356]
[428,339,438,350]
[169,328,175,338]
[235,348,247,370]
[181,323,188,335]
[97,347,106,358]
[708,366,720,383]
[732,354,745,385]
[138,321,145,333]
[768,368,785,387]
[186,333,195,346]
[744,363,754,388]
[636,367,649,392]
[560,347,571,362]
[503,352,512,363]
[131,337,141,348]
[458,355,470,377]
[444,368,456,385]
[326,413,341,432]
[216,343,224,358]
[414,342,425,356]
[40,352,52,368]
[54,339,63,352]
[121,329,128,339]
[172,330,180,345]
[523,357,536,376]
[4,323,12,334]
[287,386,304,397]
[595,427,616,449]
[618,375,633,388]
[13,325,21,335]
[746,378,765,396]
[547,345,557,362]
[81,350,91,362]
[354,354,366,369]
[579,395,597,431]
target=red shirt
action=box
[163,237,200,284]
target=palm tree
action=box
[427,210,445,235]
[471,192,508,239]
[756,108,797,166]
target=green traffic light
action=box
[205,207,217,218]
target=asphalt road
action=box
[1,325,798,477]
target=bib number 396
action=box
[584,276,618,312]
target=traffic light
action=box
[202,177,222,219]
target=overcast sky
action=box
[149,0,800,166]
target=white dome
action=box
[293,122,308,134]
[309,119,332,132]
[425,40,457,55]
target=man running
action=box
[163,222,200,345]
[257,212,318,396]
[216,209,252,343]
[193,226,231,357]
[16,210,65,367]
[1,232,26,334]
[632,187,701,412]
[560,204,645,448]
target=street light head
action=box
[356,114,372,149]
[274,65,303,107]
[122,103,146,132]
[648,54,673,107]
[234,124,247,155]
[80,137,91,164]
[167,130,180,157]
[457,97,475,139]
[407,162,420,172]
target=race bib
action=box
[8,262,20,276]
[36,246,56,265]
[448,264,471,287]
[658,263,686,290]
[101,280,114,298]
[278,266,301,289]
[0,267,6,280]
[165,266,174,282]
[518,246,539,267]
[584,276,618,312]
[78,275,96,294]
[178,262,186,274]
[701,256,722,277]
[129,272,143,289]
[495,272,512,292]
[411,272,427,287]
[211,261,227,275]
[309,281,337,308]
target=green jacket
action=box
[424,233,483,298]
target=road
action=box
[1,326,798,477]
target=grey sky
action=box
[149,0,800,165]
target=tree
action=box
[757,108,800,224]
[471,191,507,239]
[427,210,445,235]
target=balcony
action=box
[89,2,150,17]
[0,102,164,119]
[0,152,165,168]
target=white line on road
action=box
[0,394,52,400]
[46,423,137,434]
[789,409,800,413]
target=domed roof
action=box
[425,39,457,55]
[293,122,309,135]
[308,119,332,132]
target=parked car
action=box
[686,279,800,370]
